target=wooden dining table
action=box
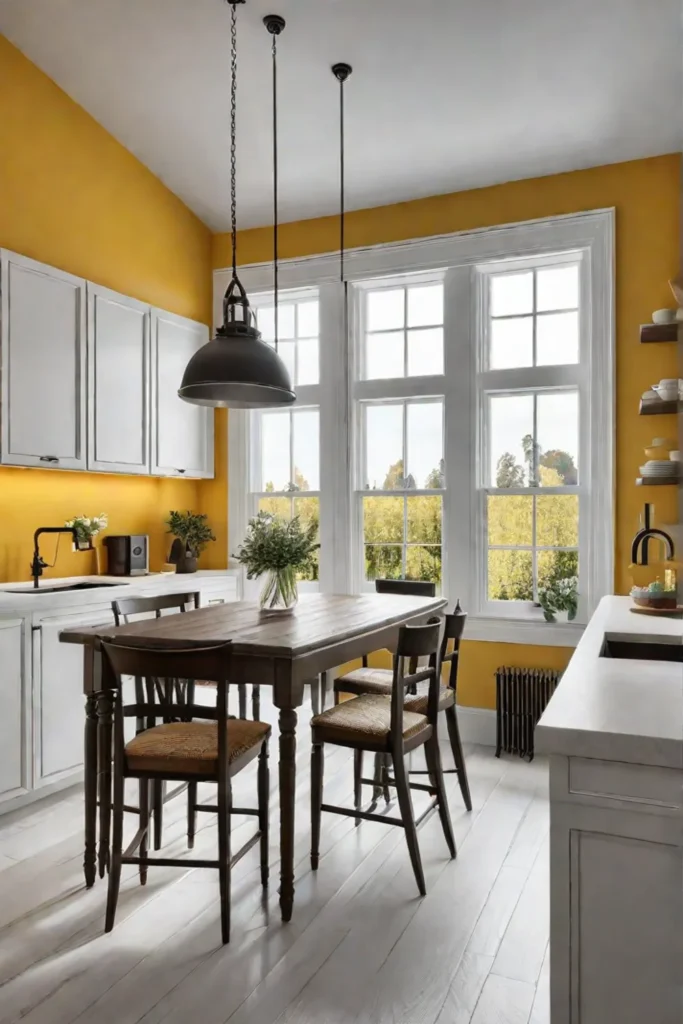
[60,591,446,921]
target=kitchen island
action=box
[536,596,683,1024]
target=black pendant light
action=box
[179,1,295,409]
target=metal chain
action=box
[230,1,238,277]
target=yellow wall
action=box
[0,35,224,581]
[215,154,681,708]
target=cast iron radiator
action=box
[495,667,560,761]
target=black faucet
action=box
[631,527,675,567]
[31,527,80,588]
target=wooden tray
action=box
[630,605,683,618]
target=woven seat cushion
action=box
[334,668,454,714]
[125,720,270,775]
[311,694,428,747]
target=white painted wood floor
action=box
[0,692,550,1024]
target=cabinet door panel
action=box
[0,620,26,802]
[151,310,214,478]
[88,285,149,473]
[1,251,86,469]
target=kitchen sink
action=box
[601,639,683,663]
[3,582,128,595]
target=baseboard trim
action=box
[456,706,496,747]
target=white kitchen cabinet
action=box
[87,283,150,474]
[0,250,87,470]
[0,619,28,804]
[151,308,214,478]
[33,606,115,787]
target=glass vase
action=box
[259,566,298,615]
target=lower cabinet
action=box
[0,619,27,804]
[33,607,115,787]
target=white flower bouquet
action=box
[65,514,108,550]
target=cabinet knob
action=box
[39,456,59,463]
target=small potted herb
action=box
[539,576,578,623]
[166,511,215,574]
[234,511,319,614]
[65,514,108,551]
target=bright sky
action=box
[489,391,579,485]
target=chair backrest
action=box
[389,618,442,743]
[440,600,467,693]
[374,579,437,598]
[111,591,200,627]
[100,640,233,779]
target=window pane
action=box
[537,495,579,547]
[363,496,404,544]
[258,496,291,519]
[297,338,319,386]
[366,331,404,380]
[407,284,443,327]
[488,549,533,601]
[365,404,403,490]
[365,545,402,581]
[489,394,534,487]
[367,288,404,331]
[487,495,533,546]
[292,409,319,491]
[537,265,579,312]
[278,341,295,384]
[293,496,320,581]
[257,303,295,341]
[490,317,533,369]
[538,549,579,591]
[407,401,443,489]
[537,312,579,366]
[490,271,533,316]
[406,546,442,586]
[407,496,442,544]
[261,411,291,491]
[537,392,578,486]
[407,328,444,376]
[297,300,319,337]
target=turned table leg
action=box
[278,706,298,922]
[83,692,98,888]
[97,687,115,879]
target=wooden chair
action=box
[100,639,270,944]
[310,619,455,896]
[334,583,472,812]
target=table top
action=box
[59,592,447,658]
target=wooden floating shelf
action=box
[636,476,680,486]
[639,399,679,416]
[640,322,679,343]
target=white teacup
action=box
[652,379,680,402]
[652,309,677,324]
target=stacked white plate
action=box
[639,460,676,478]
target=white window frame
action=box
[221,208,614,646]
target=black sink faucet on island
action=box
[31,526,88,588]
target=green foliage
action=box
[235,511,320,579]
[257,497,320,581]
[166,511,215,556]
[363,494,442,584]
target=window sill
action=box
[464,614,584,648]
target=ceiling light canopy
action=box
[179,0,295,409]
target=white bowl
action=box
[670,451,681,462]
[652,385,678,403]
[652,309,677,324]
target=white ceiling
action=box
[1,0,681,232]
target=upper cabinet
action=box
[151,309,214,479]
[0,250,214,479]
[87,284,150,475]
[0,251,87,470]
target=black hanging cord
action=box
[332,63,352,283]
[228,1,241,280]
[265,15,285,352]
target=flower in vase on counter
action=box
[65,514,108,550]
[166,510,216,574]
[234,511,319,615]
[538,575,578,623]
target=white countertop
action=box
[0,570,238,616]
[536,596,683,769]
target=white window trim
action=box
[221,209,614,646]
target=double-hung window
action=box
[353,277,446,592]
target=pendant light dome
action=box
[179,0,295,409]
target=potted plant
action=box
[539,576,578,623]
[65,514,108,551]
[234,511,319,614]
[166,511,215,574]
